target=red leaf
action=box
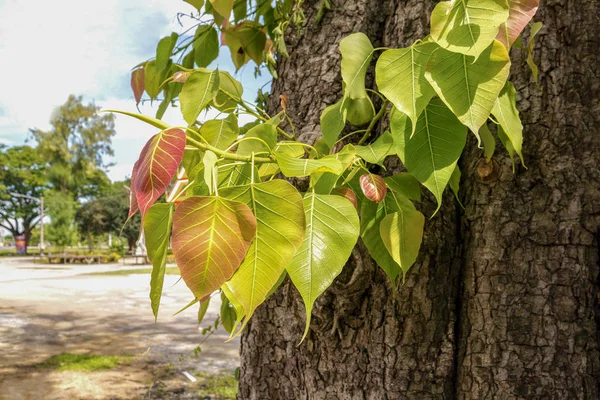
[332,187,358,210]
[131,68,145,104]
[496,0,540,49]
[133,128,186,217]
[360,173,387,203]
[172,196,257,301]
[128,160,141,218]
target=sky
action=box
[0,0,270,181]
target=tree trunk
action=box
[237,1,600,398]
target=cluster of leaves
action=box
[118,0,540,341]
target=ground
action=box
[0,257,239,399]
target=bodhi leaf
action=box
[332,187,358,210]
[131,68,145,104]
[497,0,539,49]
[345,96,375,126]
[213,71,243,111]
[237,123,277,156]
[286,193,360,342]
[202,151,218,193]
[221,283,245,327]
[200,114,239,150]
[384,173,421,202]
[144,203,174,320]
[497,124,517,171]
[171,196,257,302]
[180,69,220,125]
[198,297,210,325]
[449,166,463,205]
[376,42,437,137]
[360,197,402,284]
[194,26,220,68]
[275,152,344,178]
[425,40,511,136]
[430,0,510,59]
[480,121,496,162]
[526,22,543,84]
[144,61,162,100]
[209,0,234,18]
[221,180,305,334]
[220,291,237,334]
[184,0,205,9]
[392,99,467,212]
[128,161,141,218]
[355,131,395,166]
[339,32,373,99]
[360,173,387,203]
[320,99,347,148]
[491,81,525,165]
[379,192,425,279]
[156,33,178,74]
[133,128,186,216]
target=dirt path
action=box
[0,257,239,399]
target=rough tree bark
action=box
[237,1,600,398]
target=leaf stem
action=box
[358,100,389,146]
[187,136,274,164]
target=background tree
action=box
[0,145,48,252]
[29,95,115,198]
[45,191,78,250]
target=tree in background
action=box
[29,95,115,198]
[0,145,48,252]
[45,191,78,250]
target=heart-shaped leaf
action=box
[275,152,344,178]
[360,173,387,203]
[320,99,347,148]
[133,128,186,216]
[430,0,510,59]
[355,131,395,165]
[144,203,174,320]
[392,99,467,212]
[180,69,220,125]
[491,81,524,164]
[209,0,234,19]
[194,26,219,68]
[497,0,539,49]
[384,173,421,202]
[340,32,374,99]
[131,68,145,104]
[171,196,257,301]
[221,180,305,334]
[286,193,360,342]
[376,42,437,136]
[425,40,511,135]
[200,114,239,150]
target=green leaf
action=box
[320,99,347,148]
[286,193,360,342]
[375,42,437,136]
[180,69,220,125]
[449,166,463,206]
[200,114,239,150]
[209,0,234,18]
[145,203,174,320]
[379,192,425,279]
[384,173,421,202]
[156,33,178,74]
[360,197,402,284]
[480,121,496,162]
[171,196,257,302]
[497,124,517,171]
[392,99,467,212]
[219,163,257,188]
[496,0,539,49]
[339,32,374,99]
[425,40,511,135]
[345,96,375,126]
[194,26,220,68]
[220,291,237,334]
[221,284,245,327]
[198,297,210,324]
[355,131,395,165]
[491,81,524,165]
[430,0,510,59]
[144,61,162,100]
[237,123,277,156]
[213,71,243,112]
[235,23,267,66]
[526,22,543,83]
[233,0,247,22]
[184,0,205,9]
[202,151,218,193]
[275,151,344,178]
[221,180,305,334]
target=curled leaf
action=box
[332,187,358,210]
[360,173,387,203]
[173,71,191,83]
[131,68,145,104]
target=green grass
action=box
[196,371,238,399]
[82,266,180,276]
[37,353,131,372]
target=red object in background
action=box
[15,235,26,255]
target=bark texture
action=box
[237,0,600,398]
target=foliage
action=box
[119,0,540,341]
[46,191,78,248]
[28,95,115,198]
[0,145,48,247]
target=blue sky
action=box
[0,0,270,181]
